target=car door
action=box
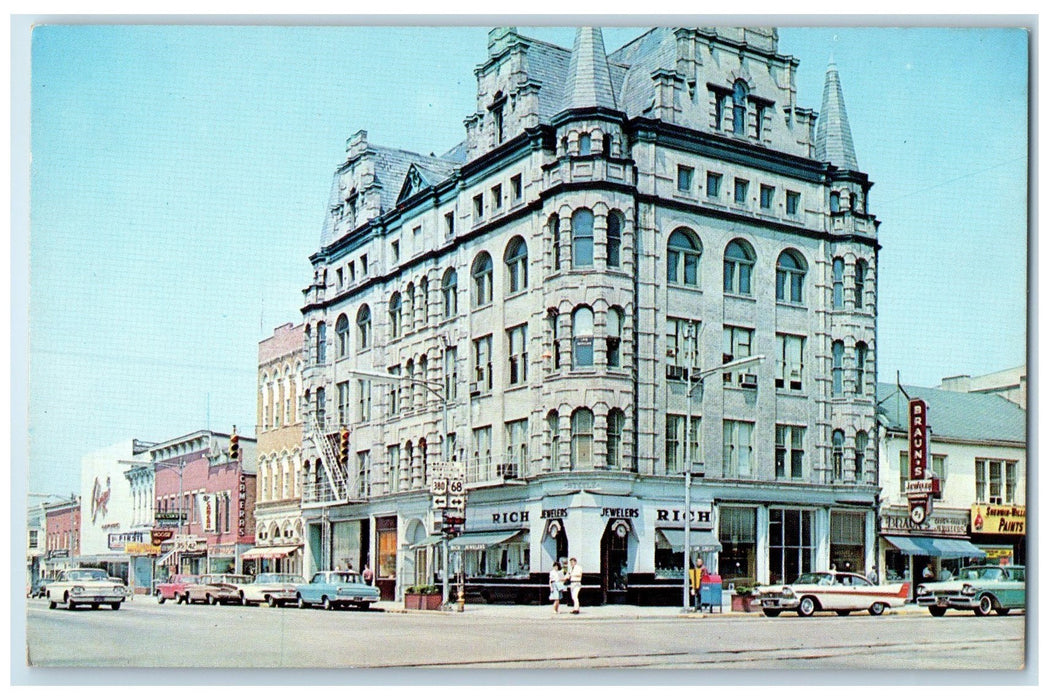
[1000,568,1025,608]
[306,573,326,603]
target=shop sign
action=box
[880,508,968,536]
[601,507,640,519]
[541,508,568,520]
[982,548,1013,564]
[238,475,247,536]
[209,543,236,557]
[490,510,529,524]
[155,511,185,523]
[908,399,929,477]
[126,542,161,555]
[655,507,714,531]
[108,531,146,551]
[91,476,112,525]
[971,505,1026,536]
[151,529,175,546]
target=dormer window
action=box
[732,80,749,135]
[490,92,506,144]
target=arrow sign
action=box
[432,495,447,508]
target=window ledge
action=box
[471,302,494,313]
[775,301,807,310]
[504,290,528,302]
[723,292,756,303]
[667,283,703,293]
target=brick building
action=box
[43,496,81,578]
[298,26,880,603]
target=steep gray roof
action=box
[519,38,571,122]
[815,57,858,170]
[561,27,618,111]
[876,383,1027,444]
[371,146,458,213]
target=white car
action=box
[239,573,306,607]
[45,568,128,611]
[757,571,910,617]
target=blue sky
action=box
[22,24,1029,497]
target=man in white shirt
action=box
[568,557,583,614]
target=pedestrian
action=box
[548,561,565,613]
[688,558,706,609]
[922,563,934,581]
[567,557,583,614]
[867,566,879,584]
[362,563,374,585]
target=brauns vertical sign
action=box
[907,398,932,525]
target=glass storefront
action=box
[718,506,757,585]
[769,508,814,585]
[830,510,865,574]
[462,533,529,577]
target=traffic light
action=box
[229,428,239,461]
[339,427,349,465]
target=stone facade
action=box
[298,26,881,603]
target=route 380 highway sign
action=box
[430,478,448,495]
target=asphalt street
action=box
[23,596,1027,673]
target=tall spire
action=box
[815,57,858,170]
[561,27,617,111]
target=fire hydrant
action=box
[456,584,466,613]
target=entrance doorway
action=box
[600,520,630,603]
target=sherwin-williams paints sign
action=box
[971,505,1026,535]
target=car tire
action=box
[111,602,121,611]
[975,595,994,616]
[90,604,100,610]
[995,608,1010,616]
[156,592,165,604]
[356,603,371,611]
[48,598,57,610]
[206,594,216,606]
[929,606,947,617]
[240,593,247,606]
[868,602,886,616]
[836,610,851,616]
[264,596,273,608]
[297,595,307,609]
[797,597,817,617]
[323,596,333,611]
[762,609,780,618]
[180,594,188,605]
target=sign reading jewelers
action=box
[907,398,933,525]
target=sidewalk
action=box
[376,601,930,619]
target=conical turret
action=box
[815,57,858,170]
[561,27,618,112]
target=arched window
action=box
[356,304,371,349]
[572,306,594,368]
[830,191,841,213]
[776,250,806,304]
[732,80,749,135]
[388,292,402,339]
[832,429,845,480]
[667,228,701,287]
[607,210,623,268]
[335,314,350,358]
[855,431,868,480]
[607,408,625,468]
[855,341,868,395]
[832,257,845,309]
[572,209,594,268]
[547,410,560,470]
[419,277,429,327]
[404,282,415,334]
[571,407,594,469]
[854,259,868,310]
[578,132,592,156]
[441,268,458,318]
[832,340,845,396]
[315,387,326,431]
[405,359,415,410]
[504,236,528,294]
[549,214,561,271]
[606,306,623,367]
[471,252,493,307]
[724,239,755,296]
[548,311,561,370]
[315,322,326,364]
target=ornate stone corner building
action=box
[299,27,880,604]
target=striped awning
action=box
[240,545,301,560]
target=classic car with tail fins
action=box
[916,565,1025,616]
[757,571,910,617]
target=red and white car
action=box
[757,571,910,617]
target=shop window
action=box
[830,511,865,574]
[718,506,756,584]
[768,508,815,585]
[654,529,685,580]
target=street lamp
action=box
[345,367,453,606]
[679,326,765,611]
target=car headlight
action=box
[781,587,794,598]
[961,584,976,596]
[916,585,927,596]
[71,586,84,594]
[113,586,125,594]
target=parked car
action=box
[295,570,380,610]
[45,568,127,610]
[916,565,1025,616]
[30,578,54,598]
[239,573,306,607]
[185,574,252,605]
[757,571,910,617]
[154,573,200,604]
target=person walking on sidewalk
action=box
[568,557,583,614]
[549,561,566,613]
[362,564,374,586]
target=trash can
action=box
[699,574,722,613]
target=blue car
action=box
[296,570,380,610]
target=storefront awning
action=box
[156,549,179,568]
[409,534,445,549]
[657,528,723,553]
[449,529,527,551]
[240,545,301,560]
[885,535,985,558]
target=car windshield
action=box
[334,572,362,584]
[959,567,1002,581]
[67,569,108,581]
[793,573,832,585]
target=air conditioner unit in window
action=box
[739,373,758,389]
[666,366,687,381]
[497,463,518,479]
[469,382,481,397]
